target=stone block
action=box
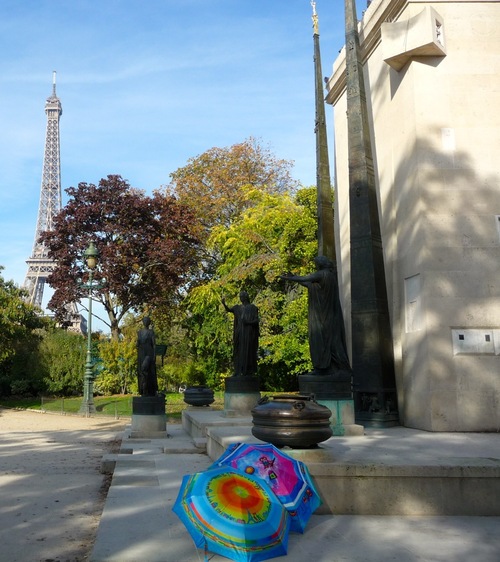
[192,437,207,450]
[309,461,500,516]
[181,408,251,438]
[382,6,446,71]
[132,395,165,415]
[100,454,160,474]
[316,399,364,436]
[224,392,260,415]
[130,413,167,438]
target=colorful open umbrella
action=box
[172,465,290,562]
[211,442,321,533]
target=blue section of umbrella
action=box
[173,442,323,561]
[210,442,322,533]
[173,465,290,562]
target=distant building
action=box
[327,0,500,431]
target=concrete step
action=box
[91,419,500,562]
[183,409,500,516]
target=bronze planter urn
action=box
[251,394,332,448]
[183,386,215,407]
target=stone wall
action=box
[326,0,500,431]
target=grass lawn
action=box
[0,392,225,422]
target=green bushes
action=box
[40,329,87,395]
[94,337,137,395]
[0,268,48,397]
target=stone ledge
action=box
[119,447,133,454]
[207,424,258,460]
[338,423,365,436]
[312,470,500,516]
[194,415,500,516]
[100,453,160,474]
[182,408,252,439]
[163,446,204,454]
[193,437,207,450]
[129,430,167,439]
[308,458,500,478]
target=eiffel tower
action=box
[24,72,81,331]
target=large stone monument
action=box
[221,291,261,414]
[276,3,361,435]
[131,316,166,437]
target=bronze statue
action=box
[222,291,259,377]
[137,316,158,396]
[281,256,351,376]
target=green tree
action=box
[0,267,48,396]
[149,139,303,389]
[164,138,300,286]
[152,310,203,391]
[184,187,318,390]
[40,175,200,339]
[167,138,298,236]
[96,336,137,395]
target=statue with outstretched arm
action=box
[281,256,351,375]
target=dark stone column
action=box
[344,0,399,426]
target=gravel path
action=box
[0,408,128,562]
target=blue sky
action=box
[0,0,365,314]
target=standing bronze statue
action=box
[222,291,259,377]
[281,256,351,376]
[137,316,158,396]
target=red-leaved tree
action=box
[40,175,199,339]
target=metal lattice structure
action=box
[24,73,81,329]
[24,72,62,307]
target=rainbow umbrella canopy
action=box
[211,442,321,533]
[172,465,290,562]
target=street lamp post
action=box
[79,241,99,416]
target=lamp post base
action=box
[78,401,96,416]
[79,366,96,416]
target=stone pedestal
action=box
[299,372,363,436]
[355,408,399,428]
[316,399,364,436]
[224,376,260,416]
[299,371,352,399]
[131,395,167,438]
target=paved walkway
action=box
[0,408,127,562]
[91,422,500,562]
[1,408,499,562]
